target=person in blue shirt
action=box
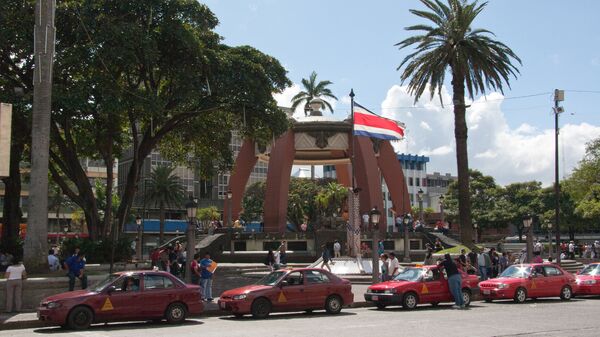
[199,252,214,302]
[64,252,87,291]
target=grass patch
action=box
[434,244,485,255]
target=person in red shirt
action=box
[150,249,160,268]
[190,253,201,285]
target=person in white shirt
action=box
[5,260,26,312]
[568,241,575,259]
[333,240,341,258]
[48,250,60,272]
[388,252,400,277]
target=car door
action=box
[421,268,449,303]
[303,270,332,308]
[142,273,179,317]
[274,271,306,311]
[96,275,141,322]
[528,265,547,297]
[543,265,564,296]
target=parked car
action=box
[479,263,576,303]
[575,263,600,295]
[37,271,203,329]
[218,268,353,318]
[364,265,480,310]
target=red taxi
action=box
[479,263,576,303]
[37,271,203,329]
[575,263,600,295]
[218,268,353,319]
[364,265,480,309]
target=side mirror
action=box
[279,280,289,288]
[106,286,117,294]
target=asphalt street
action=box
[3,297,600,337]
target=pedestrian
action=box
[150,248,160,268]
[532,252,543,263]
[190,253,201,285]
[593,241,599,259]
[434,239,443,252]
[65,252,87,291]
[48,249,60,272]
[438,253,464,309]
[320,245,332,272]
[377,240,385,256]
[279,241,287,266]
[380,254,390,281]
[265,250,275,271]
[273,249,281,270]
[489,248,499,278]
[388,252,400,278]
[362,212,370,231]
[458,249,468,271]
[333,240,342,258]
[199,252,214,302]
[568,241,575,259]
[5,259,26,312]
[467,250,478,268]
[499,252,508,274]
[477,251,489,281]
[423,250,435,265]
[0,250,8,272]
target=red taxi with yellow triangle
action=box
[364,265,479,309]
[478,263,577,303]
[217,268,353,318]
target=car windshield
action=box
[579,264,600,276]
[393,268,425,282]
[93,274,121,292]
[255,271,287,286]
[500,265,531,278]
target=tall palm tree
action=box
[145,165,185,244]
[396,0,520,247]
[291,71,338,116]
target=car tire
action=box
[251,298,272,319]
[513,287,527,303]
[462,289,472,307]
[165,302,187,324]
[560,286,572,301]
[325,295,343,314]
[67,306,94,330]
[402,292,418,310]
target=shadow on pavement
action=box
[33,319,204,333]
[219,311,357,321]
[366,303,483,312]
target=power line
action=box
[380,91,552,110]
[564,89,600,94]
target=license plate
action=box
[483,290,490,295]
[371,295,379,301]
[220,302,226,309]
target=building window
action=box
[408,177,413,186]
[416,178,420,187]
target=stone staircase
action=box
[427,231,462,248]
[559,259,585,274]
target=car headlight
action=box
[383,289,397,294]
[497,284,509,289]
[46,301,61,309]
[366,289,373,293]
[232,294,247,300]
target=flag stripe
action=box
[353,104,404,140]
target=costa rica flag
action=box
[353,103,405,140]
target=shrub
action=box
[60,237,133,263]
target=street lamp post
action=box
[417,188,424,224]
[439,194,445,226]
[63,225,69,244]
[403,214,412,263]
[523,214,533,263]
[543,220,553,259]
[370,206,381,284]
[135,216,142,261]
[473,222,478,244]
[185,196,198,283]
[227,189,234,255]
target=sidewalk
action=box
[0,284,371,331]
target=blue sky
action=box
[201,0,600,185]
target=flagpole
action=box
[350,89,356,189]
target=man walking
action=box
[65,252,87,291]
[199,252,214,302]
[320,245,332,272]
[388,252,400,278]
[477,250,490,281]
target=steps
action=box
[428,231,462,248]
[559,259,585,274]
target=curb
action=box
[1,302,373,331]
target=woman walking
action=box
[5,260,26,313]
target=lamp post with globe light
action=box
[135,216,142,261]
[473,222,478,244]
[523,214,534,263]
[370,206,381,283]
[403,214,412,262]
[542,219,553,259]
[185,196,198,283]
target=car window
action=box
[532,266,546,277]
[305,270,330,284]
[144,275,175,290]
[424,269,441,282]
[543,266,562,276]
[284,271,304,286]
[113,275,140,292]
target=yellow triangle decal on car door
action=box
[530,280,536,289]
[421,284,429,294]
[278,291,287,303]
[101,298,114,311]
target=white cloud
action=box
[380,85,600,185]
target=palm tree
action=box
[290,71,338,116]
[145,165,185,244]
[396,0,520,247]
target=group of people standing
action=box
[190,252,215,302]
[265,241,288,271]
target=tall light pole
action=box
[417,188,424,224]
[439,194,445,226]
[185,196,198,283]
[403,213,412,263]
[135,216,142,261]
[554,89,564,263]
[543,219,553,259]
[370,206,381,283]
[523,214,533,263]
[227,189,234,255]
[473,222,478,244]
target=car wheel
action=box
[251,298,272,319]
[67,306,94,330]
[234,313,244,319]
[560,286,572,301]
[513,287,527,303]
[325,295,343,314]
[165,302,187,324]
[430,302,439,307]
[402,292,418,310]
[462,289,472,307]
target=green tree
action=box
[497,182,543,242]
[314,182,348,228]
[563,138,600,223]
[290,71,338,115]
[145,166,185,244]
[287,178,323,230]
[396,0,521,247]
[197,206,220,230]
[241,182,266,223]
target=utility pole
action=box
[554,89,564,263]
[24,0,56,272]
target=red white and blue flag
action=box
[353,103,405,141]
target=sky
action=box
[201,0,600,186]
